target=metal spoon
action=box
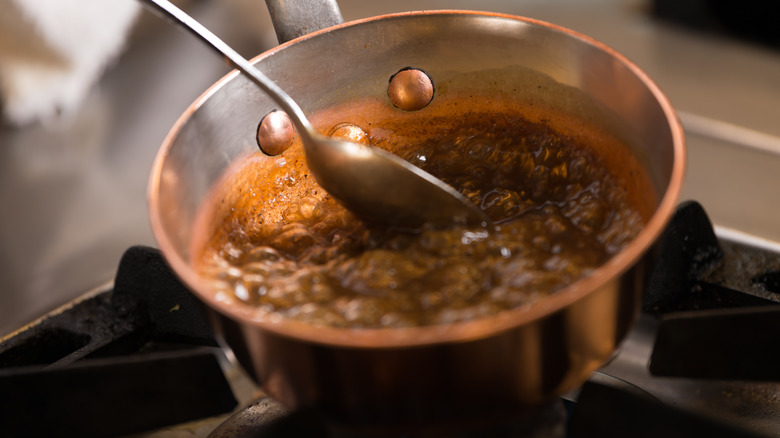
[141,0,490,229]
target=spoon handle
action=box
[266,0,343,44]
[140,0,316,138]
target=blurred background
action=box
[1,0,779,337]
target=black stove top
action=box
[1,201,778,437]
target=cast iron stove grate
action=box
[571,200,780,438]
[0,247,238,437]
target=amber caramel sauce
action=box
[191,85,656,328]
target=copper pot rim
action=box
[148,10,686,349]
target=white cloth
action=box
[0,0,139,126]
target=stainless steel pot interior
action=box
[149,11,684,346]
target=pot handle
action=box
[265,0,344,44]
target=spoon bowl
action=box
[142,0,489,229]
[306,133,491,229]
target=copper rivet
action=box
[329,123,369,144]
[257,110,295,155]
[388,67,434,111]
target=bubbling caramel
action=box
[193,91,652,329]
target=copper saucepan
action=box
[148,1,685,424]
